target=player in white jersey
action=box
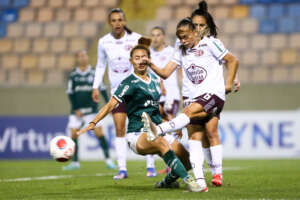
[142,14,239,190]
[91,8,156,179]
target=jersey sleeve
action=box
[93,39,107,89]
[207,38,228,61]
[171,47,182,67]
[113,81,134,103]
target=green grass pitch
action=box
[0,159,299,200]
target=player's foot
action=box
[63,162,80,171]
[155,181,180,189]
[113,170,128,180]
[141,112,159,141]
[158,167,171,174]
[106,159,117,169]
[146,168,157,177]
[184,176,208,192]
[211,174,222,187]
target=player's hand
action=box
[75,110,83,118]
[175,130,183,139]
[163,99,173,113]
[225,83,233,94]
[92,89,100,102]
[77,123,95,136]
[233,78,240,93]
[141,58,151,66]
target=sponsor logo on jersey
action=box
[116,41,123,45]
[75,85,93,92]
[185,64,207,84]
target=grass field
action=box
[0,159,299,200]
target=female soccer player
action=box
[142,15,239,189]
[64,50,115,170]
[78,38,206,192]
[91,8,156,179]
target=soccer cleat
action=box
[184,176,208,192]
[211,174,223,187]
[106,159,117,169]
[155,181,180,189]
[141,112,159,141]
[113,170,128,180]
[146,168,157,177]
[63,162,80,171]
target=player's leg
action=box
[205,117,223,186]
[112,108,128,179]
[146,154,157,177]
[93,126,116,169]
[202,133,214,175]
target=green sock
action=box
[162,171,179,185]
[72,138,78,162]
[98,136,109,158]
[162,150,189,179]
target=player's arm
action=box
[77,97,119,135]
[92,40,107,102]
[223,53,239,94]
[148,60,178,80]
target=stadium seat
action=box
[222,0,239,5]
[58,55,75,70]
[280,49,297,65]
[232,35,248,49]
[165,0,182,6]
[33,38,49,53]
[0,39,13,53]
[257,0,274,3]
[252,67,271,83]
[25,23,42,37]
[14,38,30,53]
[251,35,268,49]
[278,17,296,33]
[237,67,251,83]
[175,6,191,20]
[272,67,289,83]
[30,0,46,8]
[0,68,6,85]
[0,23,6,38]
[223,19,240,34]
[250,4,266,18]
[241,51,259,65]
[290,67,300,82]
[91,8,107,22]
[0,0,11,9]
[261,50,278,65]
[27,69,44,85]
[259,19,277,34]
[2,54,19,69]
[19,8,35,22]
[239,0,257,4]
[21,55,38,70]
[56,9,71,22]
[287,4,300,17]
[81,22,98,37]
[270,34,287,49]
[231,5,249,18]
[166,20,178,36]
[66,0,82,8]
[69,38,87,52]
[241,18,258,33]
[51,38,67,53]
[44,23,61,37]
[63,23,79,37]
[156,6,172,21]
[102,0,118,7]
[83,0,99,7]
[38,8,53,22]
[289,34,300,48]
[45,70,64,85]
[214,6,230,19]
[1,9,18,23]
[39,54,56,69]
[74,8,89,22]
[268,4,285,19]
[12,0,29,8]
[8,69,25,85]
[48,0,64,8]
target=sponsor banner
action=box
[1,111,300,160]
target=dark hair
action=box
[108,8,132,34]
[176,18,196,56]
[130,37,151,58]
[191,0,217,37]
[151,26,165,35]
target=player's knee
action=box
[154,137,170,154]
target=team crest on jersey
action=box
[186,64,207,84]
[189,48,204,57]
[124,44,133,51]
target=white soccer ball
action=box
[49,136,75,162]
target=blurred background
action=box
[0,0,299,160]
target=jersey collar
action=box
[76,65,92,75]
[133,72,151,84]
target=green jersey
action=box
[66,66,98,115]
[114,73,162,133]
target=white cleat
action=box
[141,112,159,141]
[184,176,209,192]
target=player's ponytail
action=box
[130,37,152,58]
[108,8,132,34]
[198,1,208,12]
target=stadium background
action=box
[0,0,300,160]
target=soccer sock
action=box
[115,137,127,171]
[210,144,223,175]
[157,113,190,135]
[146,155,155,169]
[162,150,189,179]
[162,171,179,185]
[203,147,215,175]
[188,140,206,186]
[98,136,109,159]
[72,138,78,162]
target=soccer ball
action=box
[49,136,75,162]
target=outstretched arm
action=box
[146,60,178,80]
[223,53,239,94]
[77,97,119,135]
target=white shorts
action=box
[126,132,175,154]
[67,114,102,129]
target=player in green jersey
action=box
[77,38,205,192]
[64,50,116,171]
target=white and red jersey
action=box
[172,36,228,100]
[150,46,180,102]
[93,32,141,94]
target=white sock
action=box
[203,147,215,175]
[146,155,155,169]
[115,137,127,171]
[188,140,206,186]
[210,144,223,175]
[157,113,190,135]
